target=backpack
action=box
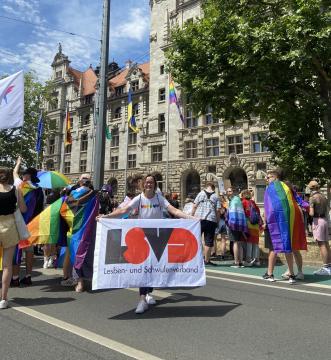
[199,190,217,219]
[249,201,260,225]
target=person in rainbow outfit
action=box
[262,170,307,283]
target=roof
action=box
[109,62,150,89]
[67,66,97,96]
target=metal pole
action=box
[165,74,170,193]
[93,0,111,190]
[124,118,129,195]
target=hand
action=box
[16,156,22,165]
[96,215,104,222]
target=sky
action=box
[0,0,151,81]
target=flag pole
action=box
[93,0,111,190]
[165,74,170,193]
[124,114,129,196]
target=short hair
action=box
[0,168,11,184]
[267,170,279,178]
[240,189,251,199]
[143,174,157,188]
[205,182,215,191]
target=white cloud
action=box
[113,8,150,41]
[0,1,150,81]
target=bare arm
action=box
[17,188,27,213]
[96,204,131,220]
[167,204,198,219]
[191,203,198,216]
[13,156,21,180]
[309,206,314,217]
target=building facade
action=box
[45,0,272,206]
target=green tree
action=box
[0,72,54,168]
[166,0,331,186]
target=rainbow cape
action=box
[264,181,307,253]
[21,187,99,271]
[227,195,248,233]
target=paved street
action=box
[1,259,331,360]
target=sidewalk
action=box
[205,259,331,288]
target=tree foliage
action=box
[166,0,331,186]
[0,72,54,169]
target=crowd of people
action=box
[0,158,330,312]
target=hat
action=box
[308,180,319,190]
[23,167,40,183]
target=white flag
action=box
[0,70,24,129]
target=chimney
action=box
[125,59,133,69]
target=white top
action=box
[127,193,170,219]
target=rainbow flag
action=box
[169,78,184,123]
[21,187,99,271]
[227,195,248,233]
[18,181,44,224]
[264,181,307,253]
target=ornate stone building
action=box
[45,0,272,206]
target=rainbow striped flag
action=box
[21,188,99,270]
[127,88,139,133]
[264,181,307,253]
[169,78,184,123]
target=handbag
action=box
[14,187,31,240]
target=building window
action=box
[160,65,164,75]
[84,95,93,104]
[158,88,166,102]
[115,86,125,96]
[185,140,198,159]
[227,135,243,154]
[133,103,139,116]
[64,161,71,174]
[185,109,198,128]
[69,115,74,129]
[114,107,121,119]
[49,98,58,111]
[128,154,136,168]
[55,70,62,78]
[111,128,119,147]
[81,114,90,127]
[256,162,267,172]
[158,113,165,133]
[252,133,268,153]
[131,81,139,92]
[205,138,219,157]
[207,165,216,174]
[256,184,266,203]
[65,144,72,154]
[205,105,218,125]
[151,145,162,162]
[110,156,118,170]
[128,127,137,145]
[80,133,88,152]
[49,138,55,155]
[79,159,87,173]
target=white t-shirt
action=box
[127,193,170,219]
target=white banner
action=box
[0,70,24,129]
[92,219,205,290]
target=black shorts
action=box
[228,228,242,242]
[264,227,274,250]
[201,220,218,247]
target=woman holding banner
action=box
[97,174,197,314]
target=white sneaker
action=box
[0,300,8,309]
[135,299,148,314]
[288,275,296,284]
[47,257,54,268]
[314,267,331,276]
[145,294,156,305]
[43,257,49,269]
[281,272,290,280]
[296,271,304,280]
[243,261,253,267]
[60,278,78,286]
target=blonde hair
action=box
[240,189,251,199]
